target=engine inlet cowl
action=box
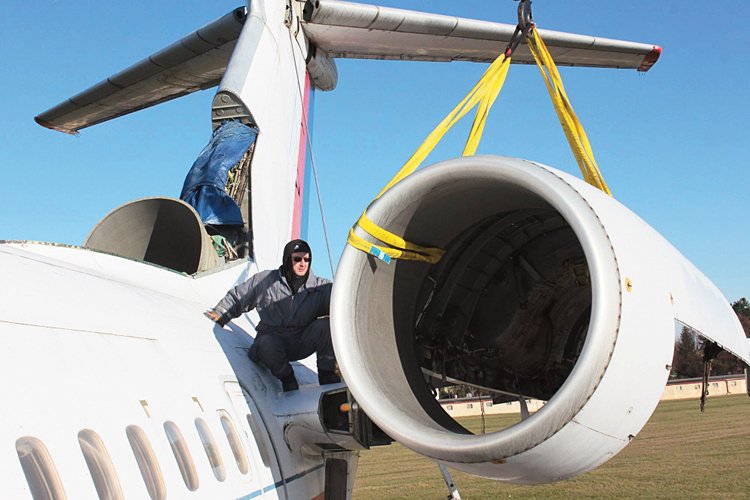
[331,156,738,483]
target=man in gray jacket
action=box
[205,239,339,391]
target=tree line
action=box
[670,298,750,379]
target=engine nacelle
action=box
[331,156,746,483]
[306,43,338,91]
[84,197,220,274]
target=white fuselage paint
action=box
[2,1,335,498]
[0,241,330,499]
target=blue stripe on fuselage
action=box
[236,462,325,500]
[300,88,316,241]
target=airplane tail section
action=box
[33,0,662,269]
[36,1,318,270]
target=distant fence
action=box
[439,397,545,418]
[438,375,748,418]
[660,374,747,400]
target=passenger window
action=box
[125,425,166,500]
[195,418,226,481]
[77,430,123,500]
[218,411,249,475]
[15,436,67,500]
[163,421,199,491]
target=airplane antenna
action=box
[287,30,336,277]
[310,142,336,277]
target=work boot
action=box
[318,370,341,385]
[280,373,299,392]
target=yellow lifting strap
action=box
[347,51,513,264]
[526,26,612,196]
[347,27,611,265]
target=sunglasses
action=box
[292,256,311,263]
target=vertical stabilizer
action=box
[215,0,314,269]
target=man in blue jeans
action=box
[205,239,340,391]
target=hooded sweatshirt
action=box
[213,239,332,332]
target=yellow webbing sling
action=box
[526,26,612,196]
[347,26,611,265]
[347,50,513,264]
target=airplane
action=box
[4,0,748,498]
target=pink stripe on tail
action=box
[291,72,311,239]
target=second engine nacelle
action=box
[331,155,746,483]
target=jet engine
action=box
[331,155,746,483]
[84,197,220,274]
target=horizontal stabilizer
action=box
[303,1,660,71]
[35,8,247,134]
[36,2,661,134]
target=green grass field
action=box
[353,395,750,498]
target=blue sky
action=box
[1,1,748,302]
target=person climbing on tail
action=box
[205,239,340,392]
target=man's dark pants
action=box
[248,318,335,379]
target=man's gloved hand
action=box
[204,308,229,327]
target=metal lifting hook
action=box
[504,0,535,58]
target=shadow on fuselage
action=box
[211,319,319,494]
